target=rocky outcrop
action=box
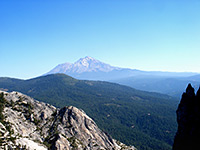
[0,91,136,150]
[173,84,200,150]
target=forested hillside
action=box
[0,74,179,150]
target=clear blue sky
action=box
[1,0,200,79]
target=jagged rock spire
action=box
[186,83,195,97]
[173,84,200,150]
[196,86,200,97]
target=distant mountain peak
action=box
[81,56,95,61]
[76,56,96,63]
[46,56,199,81]
[74,56,99,67]
[47,56,120,76]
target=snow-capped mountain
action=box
[47,56,121,74]
[46,56,198,81]
[46,56,131,80]
[73,56,118,72]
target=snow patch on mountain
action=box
[47,56,121,74]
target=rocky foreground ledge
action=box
[0,91,136,150]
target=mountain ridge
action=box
[46,56,198,80]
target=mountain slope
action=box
[0,91,135,150]
[0,74,179,150]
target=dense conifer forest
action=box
[0,74,179,150]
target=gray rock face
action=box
[0,91,136,150]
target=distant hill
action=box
[46,56,199,97]
[0,74,179,150]
[112,75,200,98]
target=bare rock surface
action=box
[0,90,136,150]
